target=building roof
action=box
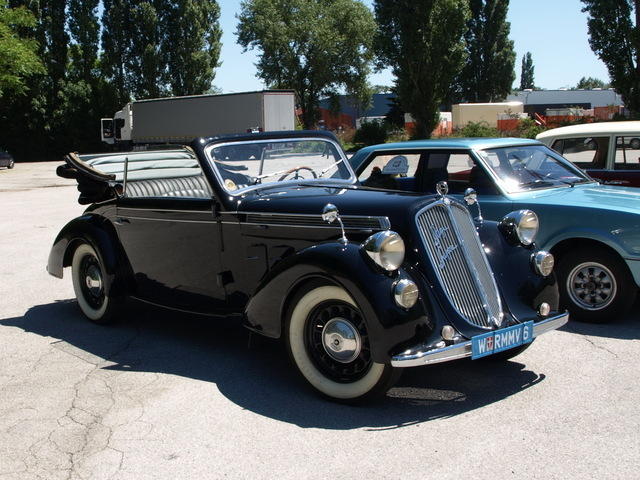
[536,121,640,139]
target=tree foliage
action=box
[165,0,222,96]
[581,0,640,113]
[457,0,515,102]
[575,76,608,89]
[0,0,43,96]
[375,0,469,138]
[519,51,535,90]
[0,0,222,162]
[236,0,376,129]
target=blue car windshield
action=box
[477,145,594,193]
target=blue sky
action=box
[213,0,610,93]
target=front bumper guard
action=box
[390,312,569,368]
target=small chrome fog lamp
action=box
[532,251,554,277]
[441,325,456,341]
[394,279,419,309]
[538,302,551,317]
[363,230,405,271]
[499,210,539,246]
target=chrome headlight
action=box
[362,230,405,271]
[499,210,539,246]
[532,251,554,276]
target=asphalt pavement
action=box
[1,162,638,480]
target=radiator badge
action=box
[432,225,459,269]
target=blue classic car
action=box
[350,138,640,323]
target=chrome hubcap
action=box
[567,262,617,311]
[85,265,103,297]
[321,318,362,363]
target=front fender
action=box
[478,221,560,320]
[542,226,640,260]
[245,242,433,363]
[47,214,133,297]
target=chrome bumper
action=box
[390,312,569,368]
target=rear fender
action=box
[47,214,133,297]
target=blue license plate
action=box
[471,321,534,359]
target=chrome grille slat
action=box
[416,200,503,328]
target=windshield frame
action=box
[204,136,356,196]
[473,144,597,194]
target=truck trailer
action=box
[101,90,296,146]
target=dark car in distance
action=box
[48,131,567,402]
[0,150,15,169]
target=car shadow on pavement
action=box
[558,297,640,340]
[2,299,548,430]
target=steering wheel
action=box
[278,166,318,181]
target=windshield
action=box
[206,138,354,193]
[477,145,593,193]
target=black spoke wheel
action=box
[286,284,401,402]
[71,242,122,324]
[304,301,373,383]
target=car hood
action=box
[236,183,440,231]
[510,183,640,214]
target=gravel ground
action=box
[1,162,638,480]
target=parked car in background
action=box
[537,121,640,188]
[349,138,640,323]
[48,131,566,402]
[0,150,15,169]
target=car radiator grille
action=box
[416,200,503,328]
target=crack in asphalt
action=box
[12,326,143,480]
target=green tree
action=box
[457,0,515,102]
[575,76,608,89]
[68,0,99,84]
[101,0,130,105]
[519,51,534,90]
[127,1,166,98]
[581,0,640,113]
[237,0,376,129]
[0,0,43,96]
[375,0,469,138]
[165,0,222,96]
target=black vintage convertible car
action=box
[49,131,567,402]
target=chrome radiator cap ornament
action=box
[436,181,449,196]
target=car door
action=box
[113,159,227,314]
[610,135,640,187]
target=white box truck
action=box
[101,90,296,146]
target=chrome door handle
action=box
[114,217,130,225]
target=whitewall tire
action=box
[71,243,120,324]
[286,285,401,402]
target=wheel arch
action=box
[244,242,431,364]
[549,237,633,278]
[48,214,134,297]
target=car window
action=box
[358,153,420,190]
[207,138,353,194]
[477,145,592,193]
[614,136,640,170]
[553,137,608,169]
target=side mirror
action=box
[322,203,339,223]
[463,188,477,205]
[321,203,347,244]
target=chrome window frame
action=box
[204,137,357,196]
